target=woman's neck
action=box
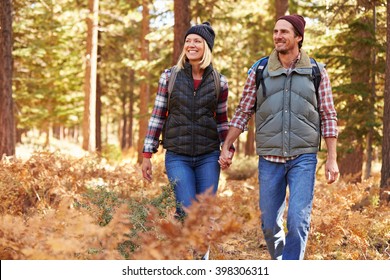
[191,63,204,80]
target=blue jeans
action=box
[258,153,317,260]
[165,150,220,218]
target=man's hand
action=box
[324,137,339,184]
[325,158,339,184]
[219,127,242,170]
[219,148,233,170]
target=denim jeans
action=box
[258,153,317,260]
[165,150,220,218]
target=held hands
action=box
[219,147,233,170]
[142,158,153,182]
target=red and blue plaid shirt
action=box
[230,55,338,163]
[143,68,230,158]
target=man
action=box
[219,14,339,260]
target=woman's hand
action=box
[142,158,153,182]
[219,148,233,170]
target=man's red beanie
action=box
[277,14,306,42]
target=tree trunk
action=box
[127,68,135,149]
[173,0,191,65]
[364,130,373,179]
[275,0,288,20]
[96,30,102,153]
[96,70,102,152]
[82,0,99,152]
[120,75,127,150]
[364,4,378,180]
[380,0,390,203]
[245,117,255,156]
[339,10,372,183]
[137,0,150,163]
[0,0,15,157]
[339,143,363,183]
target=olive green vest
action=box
[255,49,323,157]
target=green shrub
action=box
[119,184,177,259]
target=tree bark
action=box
[275,0,288,20]
[96,30,102,153]
[127,68,135,148]
[364,4,378,180]
[137,0,150,163]
[120,74,127,150]
[173,0,191,65]
[339,142,363,183]
[339,10,372,183]
[245,117,255,156]
[96,69,102,152]
[82,0,99,152]
[0,0,15,157]
[380,0,390,203]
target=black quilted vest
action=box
[163,63,220,156]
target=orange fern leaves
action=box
[131,189,243,260]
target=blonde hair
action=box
[176,39,213,70]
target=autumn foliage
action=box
[0,146,389,260]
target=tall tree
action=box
[13,0,85,142]
[96,31,102,152]
[83,0,99,152]
[137,0,151,163]
[364,4,378,179]
[120,73,128,150]
[323,1,382,183]
[0,0,15,157]
[173,0,191,64]
[275,0,288,19]
[126,67,135,149]
[380,0,390,202]
[338,13,372,183]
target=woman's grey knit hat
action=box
[185,21,215,52]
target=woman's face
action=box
[184,34,205,63]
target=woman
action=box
[141,22,232,219]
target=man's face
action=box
[273,20,302,54]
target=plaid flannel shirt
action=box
[142,68,230,158]
[230,55,338,163]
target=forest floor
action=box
[0,138,389,260]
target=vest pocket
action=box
[295,114,318,132]
[257,114,274,131]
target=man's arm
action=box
[324,137,339,184]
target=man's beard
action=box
[274,40,288,55]
[276,48,288,55]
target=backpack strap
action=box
[211,68,221,102]
[309,57,323,150]
[167,66,221,112]
[255,56,269,97]
[310,57,321,107]
[167,66,179,112]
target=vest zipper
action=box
[192,86,196,155]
